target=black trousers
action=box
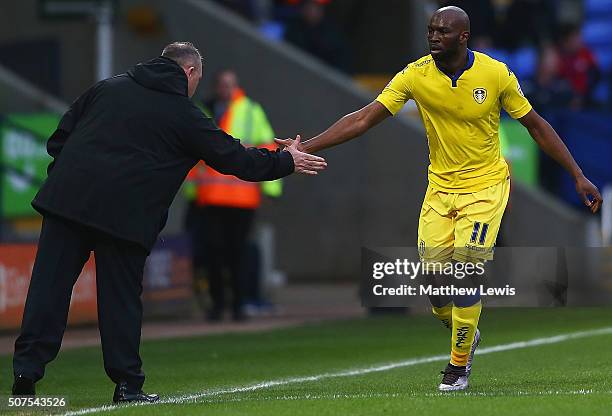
[13,214,148,389]
[194,206,254,313]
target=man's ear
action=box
[187,66,195,77]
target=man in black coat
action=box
[11,42,326,403]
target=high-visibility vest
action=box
[185,89,282,209]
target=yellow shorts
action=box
[417,177,510,263]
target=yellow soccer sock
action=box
[450,301,482,367]
[431,302,453,330]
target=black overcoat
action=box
[32,57,294,250]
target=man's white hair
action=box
[161,42,202,68]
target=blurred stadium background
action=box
[0,1,611,405]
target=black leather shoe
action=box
[12,375,35,396]
[112,381,159,404]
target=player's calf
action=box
[431,301,453,330]
[466,328,481,378]
[450,300,481,364]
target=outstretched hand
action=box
[282,135,326,175]
[575,175,602,214]
[275,136,302,151]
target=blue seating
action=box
[583,21,612,48]
[546,110,612,207]
[481,48,512,67]
[259,21,285,41]
[480,47,537,81]
[585,0,612,18]
[512,47,538,80]
[584,0,612,106]
[594,47,612,72]
[593,81,610,104]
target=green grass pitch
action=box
[1,307,611,415]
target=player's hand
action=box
[275,137,304,152]
[575,175,602,213]
[284,135,326,175]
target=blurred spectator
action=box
[528,45,571,194]
[284,0,350,72]
[556,24,601,110]
[184,70,282,322]
[437,0,496,50]
[528,45,573,110]
[496,0,556,50]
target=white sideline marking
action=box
[61,326,612,416]
[196,389,609,404]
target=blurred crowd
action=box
[432,0,609,111]
[531,24,600,111]
[212,0,611,112]
[213,0,350,72]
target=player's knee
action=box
[453,293,481,307]
[429,295,453,308]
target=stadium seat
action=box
[585,0,612,19]
[556,111,612,206]
[583,21,612,48]
[259,21,285,41]
[593,80,610,105]
[512,47,538,80]
[594,47,612,72]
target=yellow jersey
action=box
[376,50,532,193]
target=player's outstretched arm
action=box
[275,101,391,153]
[519,109,602,213]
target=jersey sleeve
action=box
[376,65,413,116]
[500,64,532,119]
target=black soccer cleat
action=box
[438,363,468,392]
[12,375,35,396]
[112,381,159,404]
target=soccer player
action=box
[276,6,602,391]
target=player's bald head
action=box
[431,6,470,33]
[427,6,470,61]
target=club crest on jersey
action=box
[473,88,487,104]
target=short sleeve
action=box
[376,65,413,116]
[500,65,532,119]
